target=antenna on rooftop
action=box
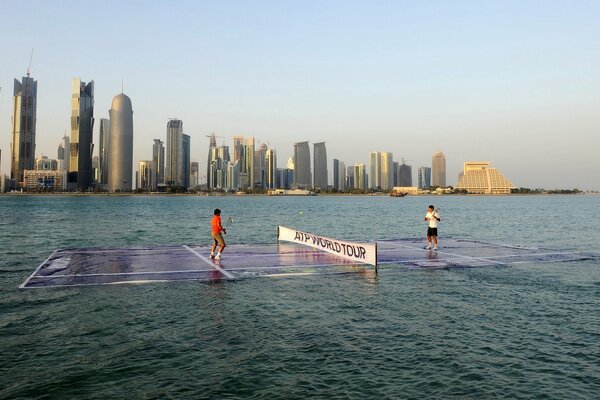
[27,48,34,77]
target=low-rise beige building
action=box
[456,162,514,194]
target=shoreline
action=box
[0,192,595,197]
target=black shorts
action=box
[427,227,438,237]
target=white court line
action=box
[389,242,506,266]
[20,250,58,289]
[29,268,216,279]
[183,245,235,279]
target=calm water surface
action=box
[1,195,599,399]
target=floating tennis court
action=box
[20,235,598,288]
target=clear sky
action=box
[0,0,598,189]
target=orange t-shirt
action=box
[211,215,222,234]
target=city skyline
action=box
[0,2,599,190]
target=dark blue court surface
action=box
[20,239,598,288]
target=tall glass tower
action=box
[432,151,446,187]
[293,141,311,189]
[182,134,191,189]
[152,139,165,185]
[11,75,37,184]
[369,152,381,190]
[69,79,94,191]
[380,152,393,190]
[98,118,110,186]
[313,142,327,190]
[166,119,183,187]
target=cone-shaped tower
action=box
[108,93,133,191]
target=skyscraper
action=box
[69,79,94,191]
[190,162,199,187]
[205,132,217,189]
[57,135,70,172]
[398,161,412,187]
[98,119,109,186]
[339,161,346,191]
[182,134,190,188]
[254,143,267,189]
[166,119,183,187]
[232,136,244,163]
[354,163,366,191]
[293,141,311,189]
[11,74,37,184]
[418,167,431,189]
[108,92,133,192]
[152,139,165,185]
[265,148,277,189]
[346,165,354,189]
[238,137,254,190]
[313,142,327,190]
[332,158,339,190]
[432,151,446,187]
[380,152,393,190]
[138,160,156,190]
[369,152,381,190]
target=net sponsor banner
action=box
[278,226,377,266]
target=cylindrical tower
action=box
[108,93,133,192]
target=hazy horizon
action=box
[1,1,598,189]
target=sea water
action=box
[1,195,599,399]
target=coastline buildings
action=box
[11,74,38,185]
[293,141,311,189]
[456,162,515,194]
[432,151,446,187]
[313,142,327,190]
[166,119,183,187]
[98,119,109,187]
[68,79,95,191]
[108,92,134,192]
[418,167,431,189]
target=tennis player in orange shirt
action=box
[210,208,226,260]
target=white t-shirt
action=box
[426,211,440,228]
